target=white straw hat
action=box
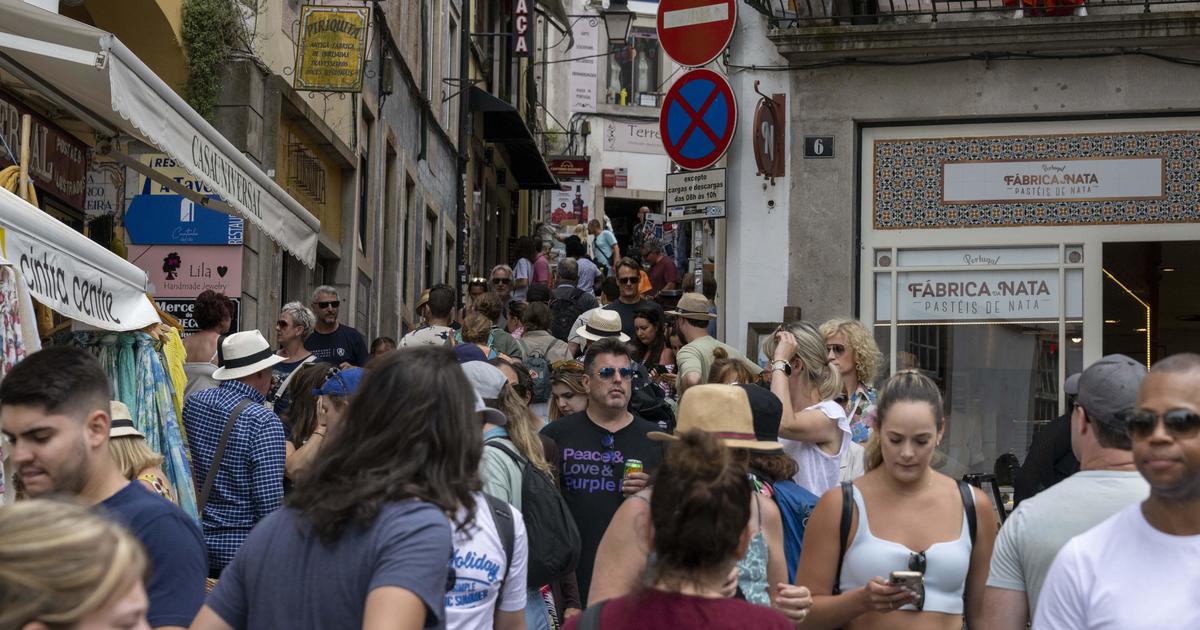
[576,309,631,343]
[211,331,286,380]
[108,401,143,439]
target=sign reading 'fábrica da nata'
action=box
[294,5,369,92]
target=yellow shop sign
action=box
[294,5,369,92]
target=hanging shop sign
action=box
[155,297,240,335]
[603,120,665,155]
[84,162,122,218]
[665,167,726,222]
[126,195,244,246]
[896,268,1077,323]
[294,5,370,92]
[513,0,533,57]
[128,244,242,298]
[548,156,590,179]
[657,0,737,67]
[752,83,785,183]
[660,68,737,170]
[0,91,88,211]
[568,17,598,113]
[942,157,1164,204]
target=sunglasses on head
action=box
[312,366,350,397]
[597,366,633,380]
[1124,409,1200,439]
[827,343,846,357]
[618,277,639,285]
[552,359,584,372]
[316,300,340,309]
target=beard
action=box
[23,435,92,498]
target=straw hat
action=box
[576,309,630,342]
[415,288,431,312]
[108,401,143,439]
[649,384,782,452]
[212,330,286,380]
[666,292,717,320]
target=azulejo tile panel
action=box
[873,130,1200,230]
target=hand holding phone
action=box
[888,570,925,611]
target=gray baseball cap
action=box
[1065,373,1081,397]
[1077,354,1147,429]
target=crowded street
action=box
[1,0,1200,628]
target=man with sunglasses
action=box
[1035,353,1200,629]
[303,286,368,368]
[541,337,663,606]
[985,355,1149,629]
[602,258,655,341]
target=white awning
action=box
[0,186,159,331]
[0,0,320,267]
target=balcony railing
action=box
[746,0,1200,26]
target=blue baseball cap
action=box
[313,367,366,397]
[454,344,487,364]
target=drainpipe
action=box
[455,0,472,307]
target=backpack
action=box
[484,441,581,587]
[628,361,675,434]
[771,479,820,583]
[550,288,589,341]
[524,341,559,404]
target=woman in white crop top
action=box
[765,322,850,497]
[793,370,998,630]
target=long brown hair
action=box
[493,380,555,479]
[284,363,331,448]
[707,347,754,384]
[865,370,945,471]
[650,430,752,587]
[549,360,588,421]
[288,347,481,541]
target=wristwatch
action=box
[769,360,792,376]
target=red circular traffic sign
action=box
[656,0,737,68]
[659,68,737,170]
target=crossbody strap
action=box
[483,493,515,618]
[957,480,977,547]
[197,399,252,520]
[832,481,854,595]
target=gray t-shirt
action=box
[987,470,1148,614]
[208,500,453,629]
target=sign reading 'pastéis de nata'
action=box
[898,269,1060,322]
[942,157,1164,204]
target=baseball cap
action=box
[460,361,508,426]
[737,383,784,446]
[1076,354,1147,430]
[1065,373,1081,397]
[313,367,366,397]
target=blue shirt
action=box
[304,324,369,367]
[594,230,618,270]
[183,380,286,574]
[99,482,208,627]
[208,501,453,630]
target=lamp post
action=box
[601,0,633,45]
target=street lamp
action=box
[601,0,633,45]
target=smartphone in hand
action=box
[888,570,925,611]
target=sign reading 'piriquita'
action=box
[294,5,369,92]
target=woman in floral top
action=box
[819,319,882,444]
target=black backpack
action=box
[550,288,589,341]
[484,441,581,587]
[628,362,675,434]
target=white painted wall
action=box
[723,8,791,355]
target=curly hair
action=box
[193,290,232,331]
[820,318,883,386]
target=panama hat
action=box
[666,292,717,320]
[212,330,286,381]
[415,288,431,312]
[649,384,782,452]
[108,401,143,439]
[576,309,630,343]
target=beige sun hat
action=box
[576,309,631,343]
[666,292,717,320]
[211,330,286,380]
[108,401,143,439]
[648,384,782,452]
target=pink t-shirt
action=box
[533,253,550,285]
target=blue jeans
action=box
[525,587,554,630]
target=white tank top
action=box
[839,485,974,614]
[779,399,850,496]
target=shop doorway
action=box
[603,197,660,259]
[1103,241,1200,366]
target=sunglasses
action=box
[827,343,846,357]
[312,366,351,397]
[597,366,633,380]
[492,278,512,285]
[618,277,640,285]
[907,551,926,610]
[316,300,340,309]
[275,319,290,328]
[1124,409,1200,440]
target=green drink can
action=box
[623,459,644,478]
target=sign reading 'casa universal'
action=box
[294,5,370,92]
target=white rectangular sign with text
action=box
[665,168,725,222]
[942,157,1164,204]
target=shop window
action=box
[606,29,660,107]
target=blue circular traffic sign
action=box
[659,68,737,170]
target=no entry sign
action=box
[657,0,737,67]
[660,68,737,170]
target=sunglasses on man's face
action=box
[618,276,640,285]
[597,367,633,380]
[276,320,291,328]
[492,277,512,285]
[316,300,340,309]
[1124,409,1200,440]
[827,343,846,357]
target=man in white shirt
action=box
[1034,353,1200,630]
[984,355,1149,628]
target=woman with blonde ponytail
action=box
[764,322,849,496]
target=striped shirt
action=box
[183,380,286,574]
